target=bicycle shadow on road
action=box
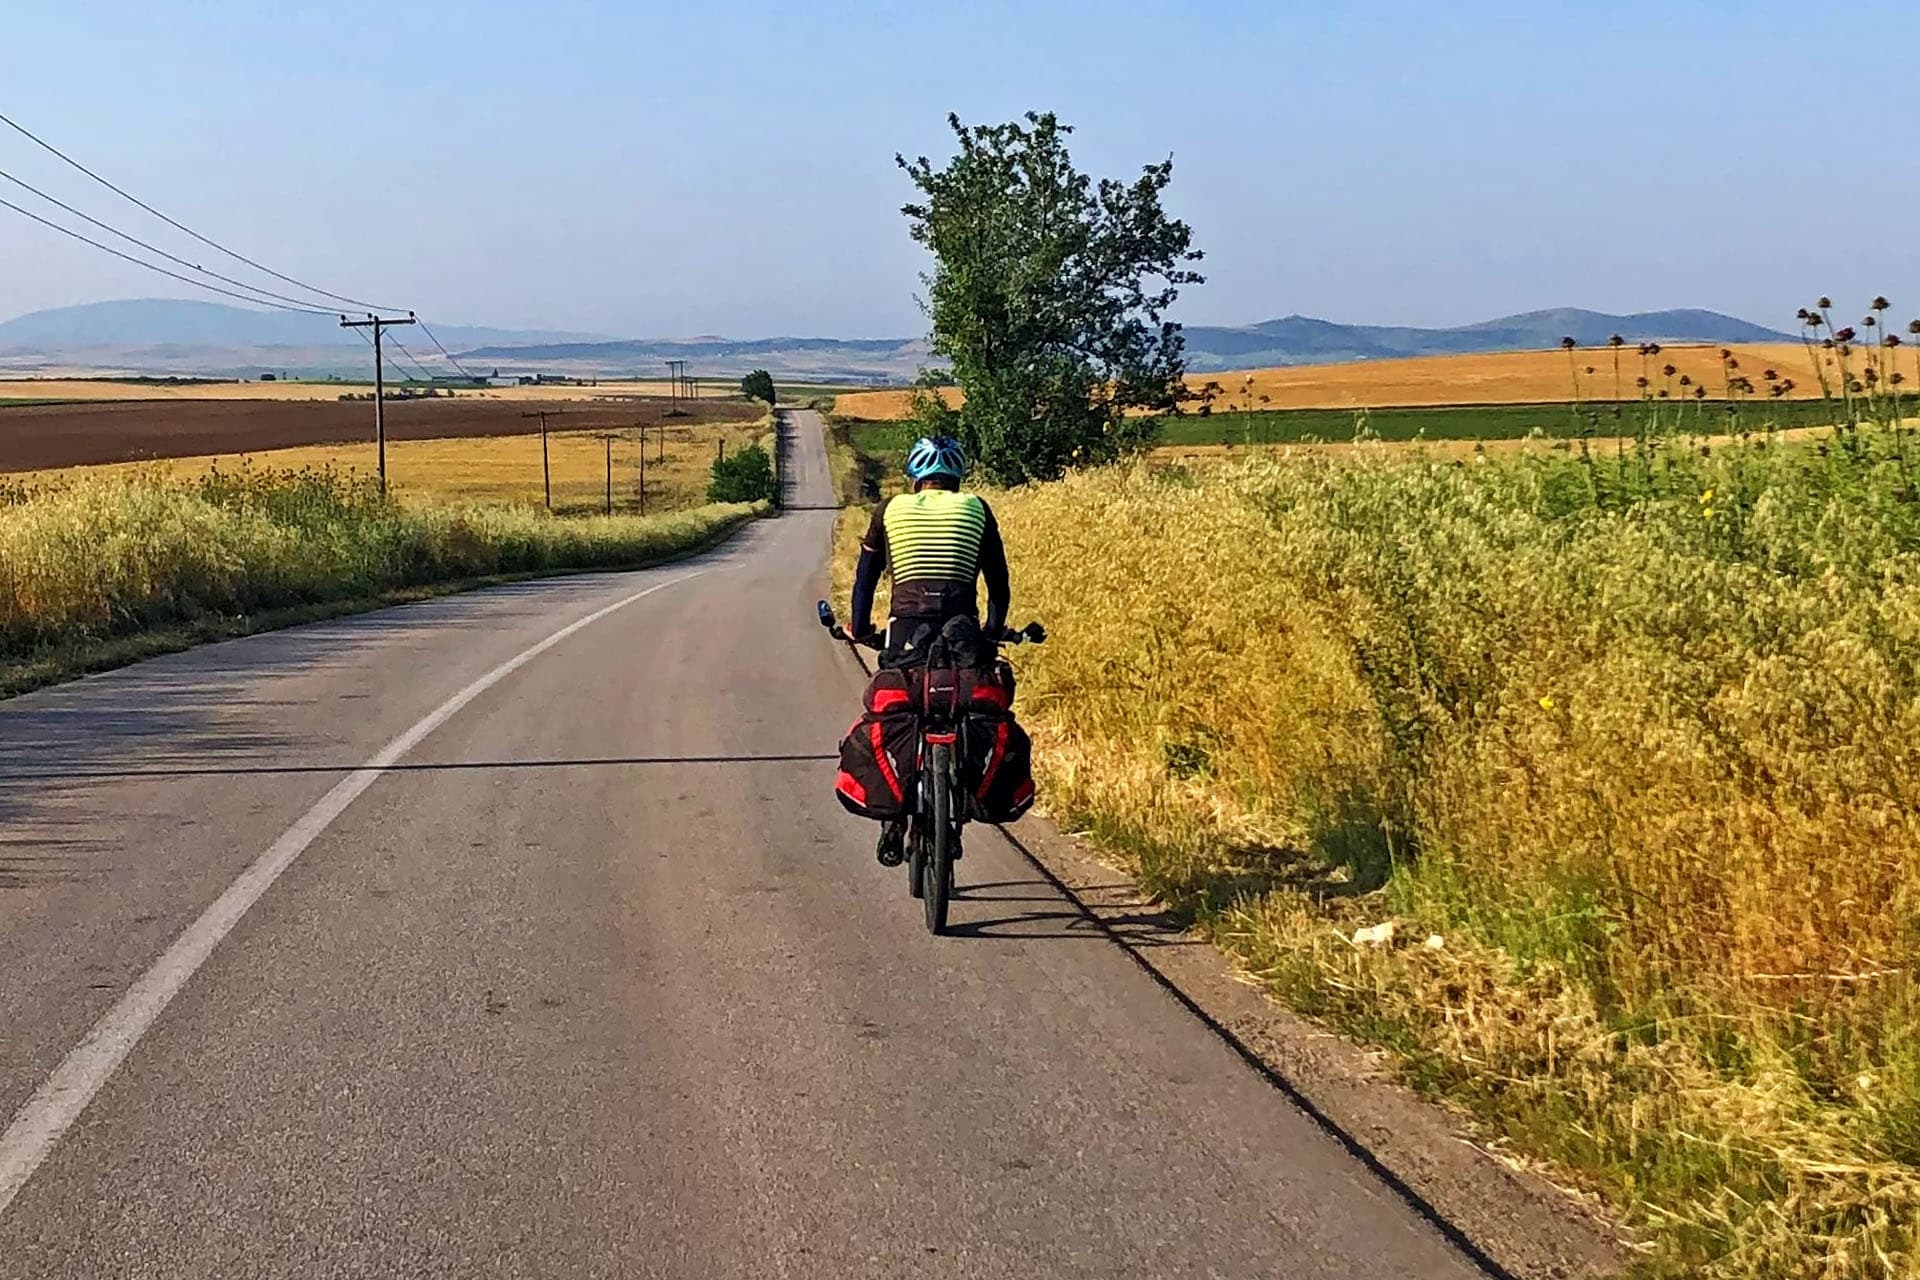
[943,877,1204,949]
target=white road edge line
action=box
[0,570,705,1217]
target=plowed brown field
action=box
[0,396,759,472]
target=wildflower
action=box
[1886,335,1902,348]
[1872,296,1891,311]
[1909,319,1920,335]
[1701,488,1714,503]
[1609,333,1624,347]
[1539,695,1555,710]
[1837,327,1857,342]
[1562,336,1576,350]
[1819,296,1833,309]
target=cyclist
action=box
[849,434,1010,865]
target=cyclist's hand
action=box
[1025,622,1047,644]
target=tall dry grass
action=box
[0,465,758,671]
[890,419,1920,1275]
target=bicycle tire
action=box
[925,743,953,934]
[907,820,926,899]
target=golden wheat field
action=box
[0,378,735,404]
[831,341,1890,420]
[18,418,771,515]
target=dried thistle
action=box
[1872,295,1891,311]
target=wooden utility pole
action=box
[635,423,647,514]
[521,409,564,510]
[588,431,620,514]
[340,312,416,493]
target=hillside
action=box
[0,300,609,352]
[0,299,1794,382]
[1177,308,1795,371]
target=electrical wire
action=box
[0,193,336,315]
[0,164,353,316]
[0,109,407,315]
[415,319,477,379]
[386,334,438,382]
[345,325,412,387]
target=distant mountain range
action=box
[0,299,607,351]
[1177,308,1795,371]
[0,298,1797,382]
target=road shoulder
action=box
[990,810,1630,1279]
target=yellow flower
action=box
[1539,695,1555,710]
[1700,488,1714,504]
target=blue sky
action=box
[3,0,1915,337]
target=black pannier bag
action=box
[835,710,919,820]
[865,659,1013,718]
[961,712,1036,823]
[918,661,1015,718]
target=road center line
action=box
[0,569,704,1217]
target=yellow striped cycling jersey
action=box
[882,489,987,584]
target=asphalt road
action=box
[0,411,1484,1278]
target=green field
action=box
[1161,398,1868,445]
[774,381,870,407]
[839,400,1867,470]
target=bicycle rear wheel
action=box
[924,743,954,934]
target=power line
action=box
[0,109,407,315]
[386,334,437,382]
[0,193,335,315]
[0,163,350,315]
[415,319,476,380]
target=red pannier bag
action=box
[961,711,1036,824]
[835,710,919,820]
[862,667,920,716]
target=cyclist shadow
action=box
[944,879,1200,948]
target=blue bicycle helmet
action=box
[904,435,968,483]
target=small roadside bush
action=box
[708,442,776,504]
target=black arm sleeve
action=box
[979,503,1010,634]
[849,499,891,637]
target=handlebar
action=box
[816,601,1044,650]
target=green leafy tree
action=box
[897,112,1203,484]
[739,368,776,404]
[707,442,777,504]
